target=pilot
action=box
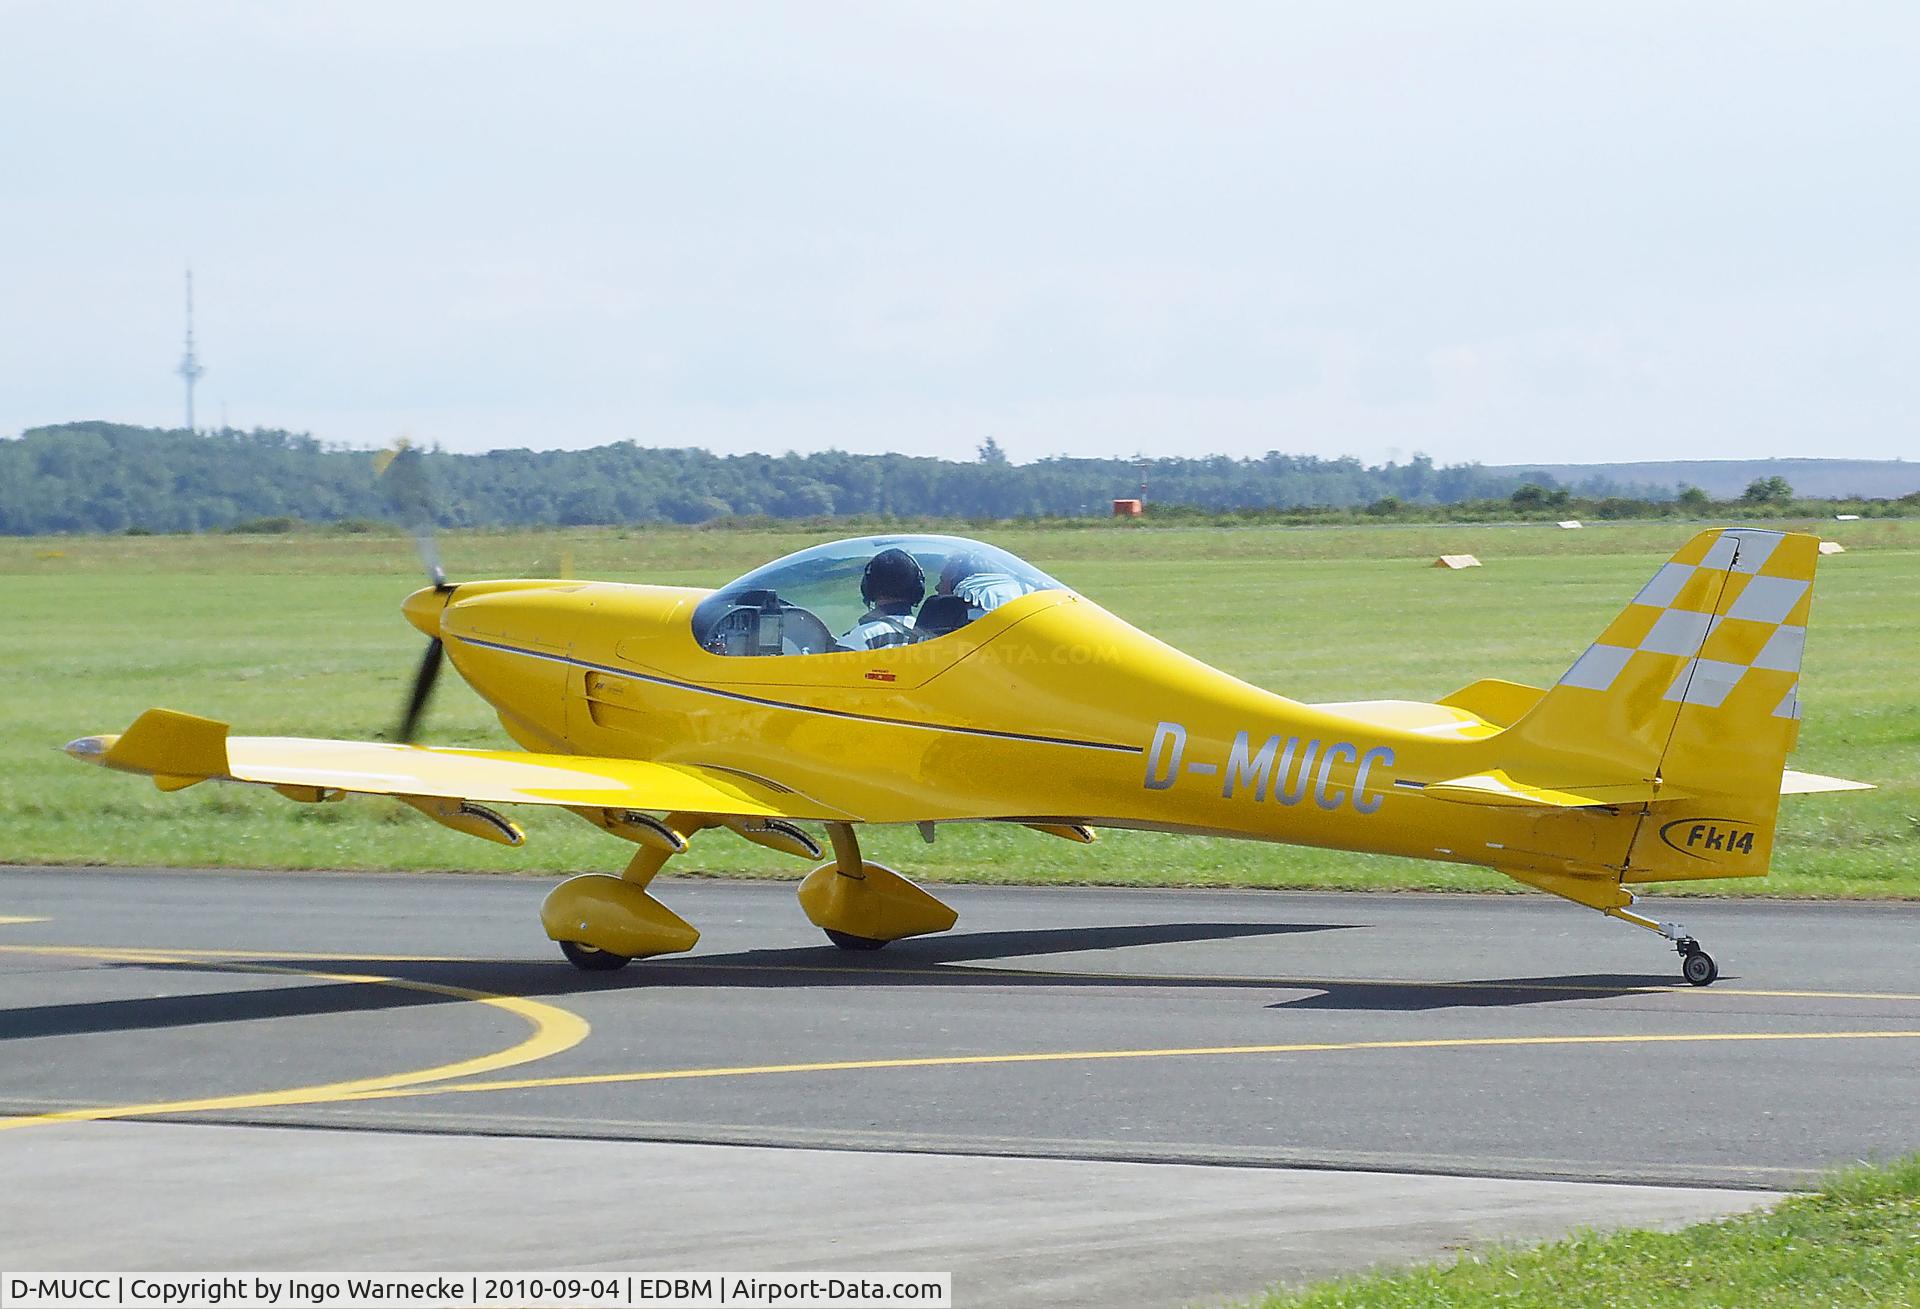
[839,548,925,650]
[936,552,1025,619]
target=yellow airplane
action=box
[66,526,1870,985]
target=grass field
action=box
[4,518,1915,895]
[1243,1155,1920,1309]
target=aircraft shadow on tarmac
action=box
[1257,974,1686,1012]
[1,921,1686,1041]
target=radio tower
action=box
[176,266,206,432]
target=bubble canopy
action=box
[691,534,1066,657]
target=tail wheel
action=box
[824,929,889,952]
[559,939,632,971]
[1681,948,1719,986]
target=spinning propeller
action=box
[375,441,453,744]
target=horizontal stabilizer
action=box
[1397,770,1687,809]
[1405,765,1870,810]
[1781,769,1875,795]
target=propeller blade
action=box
[375,439,448,589]
[415,526,448,590]
[396,638,444,744]
[379,439,454,743]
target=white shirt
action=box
[953,571,1026,618]
[839,610,918,651]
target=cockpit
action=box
[691,535,1066,657]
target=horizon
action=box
[9,418,1919,473]
[4,5,1916,466]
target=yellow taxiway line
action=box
[8,939,1920,1131]
[0,943,466,964]
[0,917,51,926]
[0,946,589,1133]
[323,1027,1920,1108]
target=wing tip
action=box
[77,708,231,781]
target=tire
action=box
[1681,950,1718,986]
[560,939,632,971]
[824,929,889,952]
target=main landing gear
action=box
[558,939,633,972]
[797,823,958,952]
[543,814,959,971]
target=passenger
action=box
[937,552,1026,619]
[839,548,925,650]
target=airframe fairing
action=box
[68,526,1869,984]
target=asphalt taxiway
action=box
[4,865,1916,1302]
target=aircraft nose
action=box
[402,586,450,637]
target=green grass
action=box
[5,518,1916,894]
[1241,1155,1920,1309]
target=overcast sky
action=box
[3,2,1916,465]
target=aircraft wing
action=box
[67,709,856,841]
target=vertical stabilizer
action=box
[1511,527,1816,796]
[1506,527,1819,882]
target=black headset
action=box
[860,548,926,608]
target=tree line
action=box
[0,421,1900,536]
[1140,476,1917,528]
[0,421,1589,534]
